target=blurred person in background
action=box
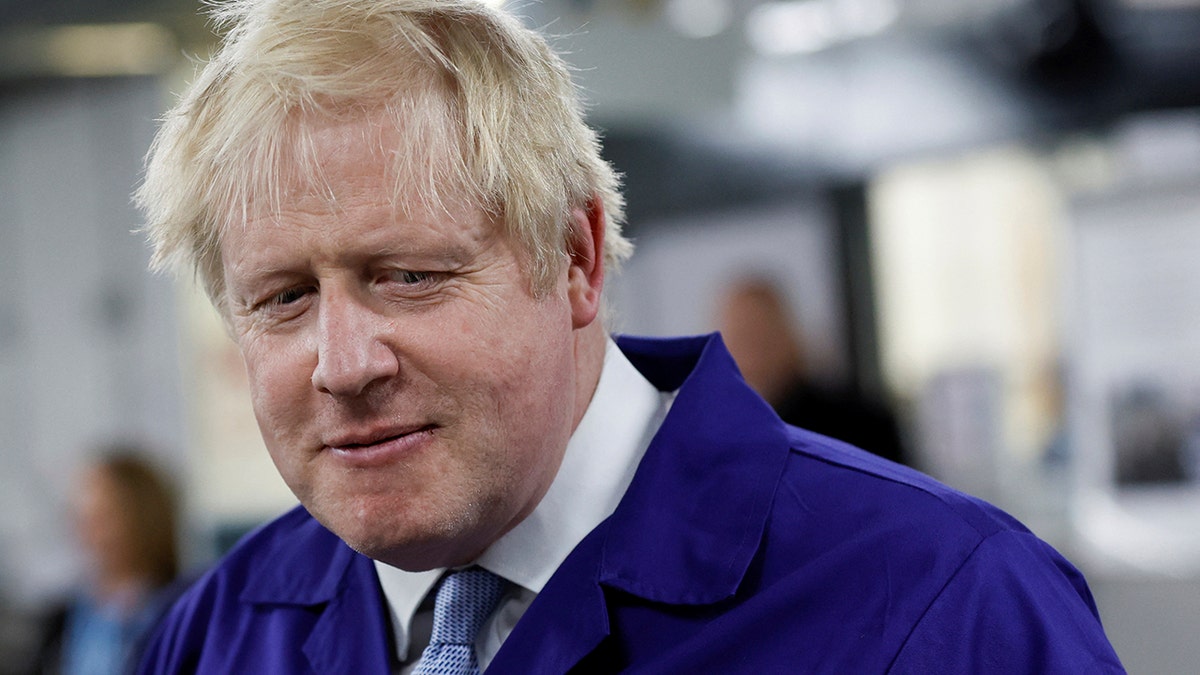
[132,0,1121,672]
[717,275,909,466]
[32,449,181,675]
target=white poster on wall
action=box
[1066,181,1200,575]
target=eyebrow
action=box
[228,239,478,293]
[363,242,476,268]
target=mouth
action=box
[325,424,438,467]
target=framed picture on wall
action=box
[1066,181,1200,575]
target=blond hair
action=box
[137,0,631,313]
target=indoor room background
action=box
[1,0,1198,672]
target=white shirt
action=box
[375,339,671,672]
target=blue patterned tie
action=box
[413,567,508,675]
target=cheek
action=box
[439,283,567,369]
[425,293,571,445]
[241,337,315,443]
[473,293,570,378]
[481,304,577,435]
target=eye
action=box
[373,268,447,302]
[397,270,430,285]
[254,285,314,314]
[382,269,442,288]
[269,287,311,306]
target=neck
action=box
[571,321,608,433]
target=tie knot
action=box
[428,567,508,646]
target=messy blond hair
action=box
[136,0,630,314]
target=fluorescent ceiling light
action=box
[747,0,899,56]
[0,23,177,79]
[665,0,734,38]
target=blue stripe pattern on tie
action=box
[413,567,508,675]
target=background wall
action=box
[2,0,1200,671]
[0,77,186,603]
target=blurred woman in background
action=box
[33,448,181,675]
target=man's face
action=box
[221,115,586,570]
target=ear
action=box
[566,196,606,329]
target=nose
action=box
[310,289,400,397]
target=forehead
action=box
[290,115,399,211]
[218,110,506,272]
[266,104,474,216]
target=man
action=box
[136,0,1124,672]
[716,275,908,465]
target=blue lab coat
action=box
[140,334,1123,673]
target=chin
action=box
[354,532,484,572]
[317,495,483,571]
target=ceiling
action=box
[2,0,1197,195]
[2,0,1197,107]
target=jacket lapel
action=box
[302,553,394,674]
[238,508,394,674]
[488,333,791,674]
[487,525,612,674]
[600,333,789,603]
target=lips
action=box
[324,424,438,468]
[327,423,435,449]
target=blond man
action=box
[137,1,1123,673]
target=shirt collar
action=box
[374,338,667,660]
[372,567,441,661]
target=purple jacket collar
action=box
[600,333,789,602]
[488,333,791,673]
[235,508,394,673]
